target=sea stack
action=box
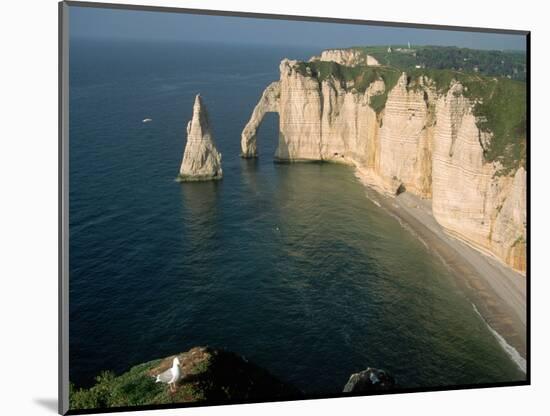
[177,94,223,181]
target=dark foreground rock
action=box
[70,346,302,410]
[343,368,395,393]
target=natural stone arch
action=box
[240,81,281,158]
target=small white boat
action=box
[142,118,152,123]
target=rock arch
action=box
[240,81,281,158]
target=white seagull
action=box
[155,357,181,392]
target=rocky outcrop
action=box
[241,56,526,273]
[310,49,380,67]
[70,346,302,410]
[343,368,395,393]
[178,94,223,181]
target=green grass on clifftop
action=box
[408,68,526,173]
[349,45,526,81]
[466,76,526,173]
[69,347,302,411]
[293,61,400,113]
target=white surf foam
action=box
[472,303,526,373]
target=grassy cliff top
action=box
[409,68,526,173]
[69,346,302,411]
[294,60,399,92]
[349,45,526,81]
[293,60,401,113]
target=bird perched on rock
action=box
[155,357,181,392]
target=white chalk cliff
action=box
[310,49,380,67]
[241,58,526,273]
[178,94,223,181]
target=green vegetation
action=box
[467,77,526,173]
[350,45,526,81]
[69,360,171,410]
[293,61,401,113]
[369,93,389,113]
[406,68,526,172]
[512,235,526,247]
[293,45,526,173]
[69,347,301,411]
[294,60,376,91]
[350,45,419,71]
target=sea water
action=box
[69,39,524,393]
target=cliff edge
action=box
[69,346,302,410]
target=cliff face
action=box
[178,94,223,181]
[241,59,526,273]
[374,74,435,198]
[310,49,380,67]
[431,83,527,270]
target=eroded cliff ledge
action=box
[241,55,526,273]
[309,48,381,67]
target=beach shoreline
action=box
[354,169,527,370]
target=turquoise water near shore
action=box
[69,39,524,393]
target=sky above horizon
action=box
[69,6,526,51]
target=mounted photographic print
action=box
[59,1,529,414]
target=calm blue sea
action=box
[68,39,523,393]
